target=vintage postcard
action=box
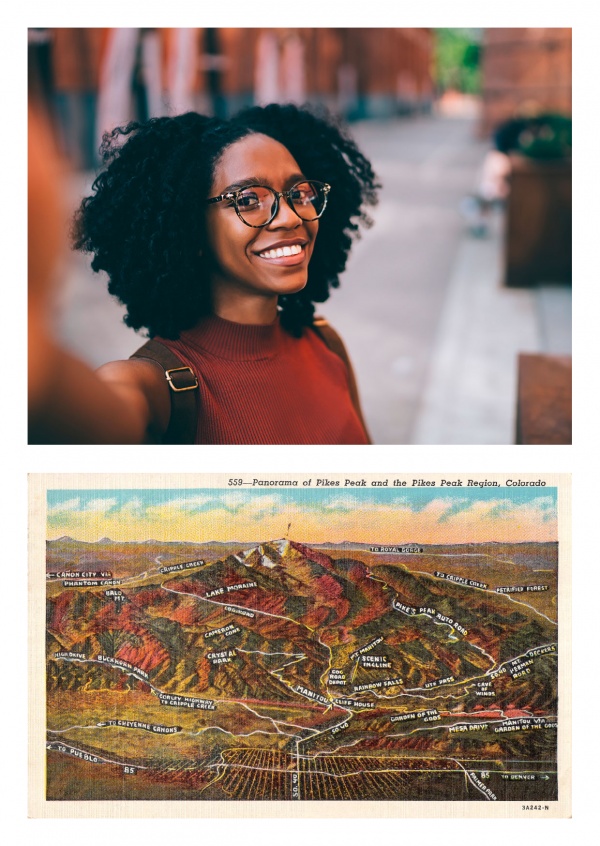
[29,472,570,817]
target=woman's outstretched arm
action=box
[28,104,170,445]
[29,313,169,444]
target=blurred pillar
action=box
[219,28,257,115]
[281,33,306,103]
[203,28,225,118]
[51,27,105,169]
[396,30,415,114]
[255,31,280,104]
[28,29,54,111]
[96,28,140,150]
[344,29,399,118]
[337,62,358,117]
[141,29,166,118]
[417,29,435,111]
[312,29,343,112]
[166,28,200,115]
[331,28,434,119]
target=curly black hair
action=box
[73,103,379,338]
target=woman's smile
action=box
[255,238,308,263]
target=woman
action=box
[70,103,379,444]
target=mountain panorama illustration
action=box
[46,535,558,802]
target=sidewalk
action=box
[411,211,571,444]
[322,116,571,445]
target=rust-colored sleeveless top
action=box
[157,314,368,445]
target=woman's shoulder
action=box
[97,354,167,383]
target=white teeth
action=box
[259,244,303,259]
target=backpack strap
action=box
[312,317,371,443]
[130,340,199,445]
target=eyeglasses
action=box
[207,180,331,228]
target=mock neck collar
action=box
[178,312,286,361]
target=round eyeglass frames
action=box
[207,180,331,228]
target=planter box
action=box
[505,155,571,287]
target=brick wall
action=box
[479,28,572,138]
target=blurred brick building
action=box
[479,28,572,138]
[29,27,434,167]
[219,28,434,118]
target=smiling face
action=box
[205,133,319,322]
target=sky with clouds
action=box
[46,486,558,544]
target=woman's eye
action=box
[292,187,316,204]
[237,192,260,208]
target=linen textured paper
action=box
[29,473,570,818]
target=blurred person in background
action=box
[31,104,379,444]
[461,104,572,238]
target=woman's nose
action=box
[268,194,301,228]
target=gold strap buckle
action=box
[165,366,198,392]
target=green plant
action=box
[434,29,482,94]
